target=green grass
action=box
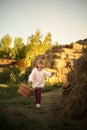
[0,91,40,130]
[0,83,61,99]
[0,83,87,130]
[0,108,41,130]
[0,83,55,130]
[42,83,62,93]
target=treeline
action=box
[0,29,58,66]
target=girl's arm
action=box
[44,70,55,77]
[28,68,36,82]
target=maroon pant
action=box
[34,88,42,104]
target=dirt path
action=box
[17,87,87,130]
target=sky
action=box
[0,0,87,45]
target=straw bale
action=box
[61,48,73,54]
[71,43,83,52]
[60,47,87,118]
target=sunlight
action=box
[0,84,8,88]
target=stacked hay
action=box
[31,43,85,84]
[60,47,87,118]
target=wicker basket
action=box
[18,83,33,98]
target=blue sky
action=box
[0,0,87,45]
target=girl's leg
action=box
[35,88,38,104]
[35,87,42,105]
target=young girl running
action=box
[28,59,54,108]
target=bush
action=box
[0,67,27,84]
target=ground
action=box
[0,87,87,130]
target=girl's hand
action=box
[51,72,55,76]
[28,81,32,86]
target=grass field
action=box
[0,84,87,130]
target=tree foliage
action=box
[11,37,26,59]
[25,29,52,66]
[0,34,12,58]
[0,29,56,67]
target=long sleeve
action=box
[44,70,52,77]
[28,68,35,82]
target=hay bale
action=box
[60,85,87,118]
[62,82,71,89]
[60,47,87,119]
[71,43,83,52]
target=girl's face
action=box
[37,62,44,70]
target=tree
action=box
[41,32,52,53]
[11,37,26,59]
[25,29,52,67]
[25,29,43,66]
[0,34,12,58]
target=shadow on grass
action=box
[0,108,42,130]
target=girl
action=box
[28,59,54,108]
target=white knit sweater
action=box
[28,68,52,88]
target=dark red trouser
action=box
[34,88,42,104]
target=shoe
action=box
[36,104,41,108]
